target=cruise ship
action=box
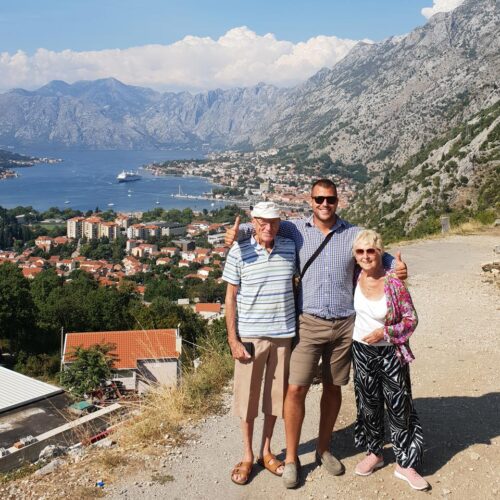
[117,170,141,183]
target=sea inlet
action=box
[0,149,224,212]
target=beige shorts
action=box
[233,337,292,421]
[289,313,354,387]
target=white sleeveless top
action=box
[353,286,391,346]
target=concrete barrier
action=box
[0,403,122,473]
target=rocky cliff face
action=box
[0,0,497,168]
[257,0,499,168]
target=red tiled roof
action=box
[22,268,43,278]
[195,303,222,313]
[63,329,179,369]
[185,273,203,280]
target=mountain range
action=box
[0,0,498,176]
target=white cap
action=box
[251,201,281,219]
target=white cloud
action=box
[0,27,363,94]
[421,0,465,19]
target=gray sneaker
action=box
[282,461,300,489]
[315,450,345,476]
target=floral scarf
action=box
[382,271,418,364]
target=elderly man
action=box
[225,179,407,488]
[223,201,296,486]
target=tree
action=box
[30,268,64,350]
[14,351,60,379]
[0,262,36,352]
[31,268,63,311]
[84,286,134,331]
[39,272,136,335]
[185,278,226,303]
[130,297,208,346]
[144,276,183,302]
[0,206,34,249]
[60,343,116,397]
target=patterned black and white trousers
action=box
[352,341,424,468]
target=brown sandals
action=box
[257,453,284,477]
[231,461,253,485]
[231,454,284,485]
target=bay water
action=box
[0,149,223,213]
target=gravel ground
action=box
[3,231,499,500]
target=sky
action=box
[0,0,465,93]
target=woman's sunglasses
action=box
[355,248,377,256]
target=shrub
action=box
[14,352,60,380]
[60,343,116,397]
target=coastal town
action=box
[144,148,360,210]
[0,145,366,313]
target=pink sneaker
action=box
[394,465,429,490]
[355,453,384,476]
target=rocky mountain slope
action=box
[260,0,499,168]
[0,78,286,150]
[344,101,500,239]
[0,0,497,172]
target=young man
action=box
[225,179,407,488]
[223,201,296,485]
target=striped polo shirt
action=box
[222,235,297,338]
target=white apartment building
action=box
[67,217,85,239]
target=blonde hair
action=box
[352,229,384,256]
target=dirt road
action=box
[103,231,499,499]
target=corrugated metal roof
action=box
[0,366,64,414]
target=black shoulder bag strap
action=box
[298,230,335,284]
[293,230,335,348]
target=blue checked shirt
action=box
[239,216,394,319]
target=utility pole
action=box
[60,327,65,373]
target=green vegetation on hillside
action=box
[276,145,369,183]
[344,101,500,242]
[0,262,222,383]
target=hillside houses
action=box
[4,208,236,325]
[34,235,70,252]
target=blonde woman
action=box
[351,230,428,491]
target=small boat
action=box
[108,202,115,207]
[64,200,70,204]
[128,194,132,197]
[155,200,160,205]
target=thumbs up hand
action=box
[394,250,408,280]
[224,215,240,247]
